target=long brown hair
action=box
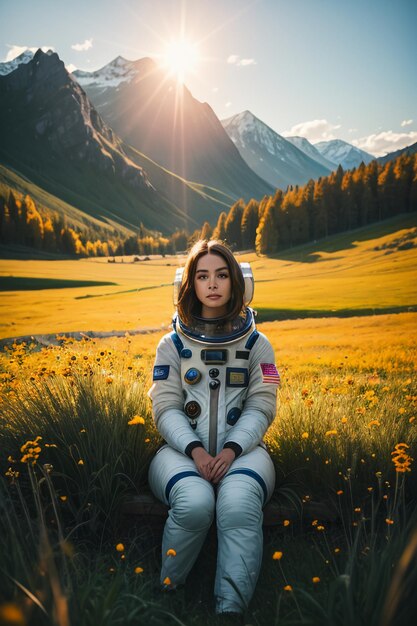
[177,240,245,325]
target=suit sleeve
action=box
[223,333,278,456]
[148,334,203,455]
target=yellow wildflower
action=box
[367,420,380,428]
[0,602,25,625]
[166,549,177,557]
[312,577,320,584]
[341,417,347,424]
[163,576,172,585]
[135,567,144,574]
[60,496,67,502]
[283,520,290,527]
[385,518,394,525]
[325,430,337,437]
[272,551,283,560]
[301,432,309,439]
[116,543,125,552]
[78,459,84,465]
[128,415,145,425]
[283,585,293,591]
[336,490,343,495]
[317,525,325,531]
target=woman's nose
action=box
[208,275,217,289]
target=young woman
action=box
[148,240,279,622]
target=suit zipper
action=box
[209,379,220,456]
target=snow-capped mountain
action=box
[286,136,337,170]
[314,139,374,170]
[72,55,140,88]
[0,49,37,76]
[222,111,331,190]
[72,59,274,202]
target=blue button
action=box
[184,368,201,385]
[181,349,192,359]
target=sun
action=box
[162,39,199,83]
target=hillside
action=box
[1,214,416,339]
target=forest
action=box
[1,153,416,256]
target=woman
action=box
[148,240,279,622]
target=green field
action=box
[0,213,416,339]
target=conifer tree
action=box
[212,211,227,241]
[241,199,259,249]
[225,199,245,249]
[255,202,279,254]
[200,221,212,241]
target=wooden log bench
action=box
[121,493,338,526]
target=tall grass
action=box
[0,323,416,625]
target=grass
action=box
[0,313,416,625]
[0,213,416,339]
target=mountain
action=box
[221,111,331,190]
[377,141,417,165]
[314,139,374,170]
[0,49,37,76]
[0,50,233,234]
[72,58,274,201]
[285,135,337,170]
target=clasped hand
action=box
[191,447,235,484]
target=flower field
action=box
[0,312,416,625]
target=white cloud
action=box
[5,44,54,62]
[225,101,232,108]
[282,119,341,143]
[348,128,358,133]
[66,63,77,73]
[227,54,256,66]
[212,86,219,93]
[352,130,417,157]
[401,119,413,127]
[71,39,93,52]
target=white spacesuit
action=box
[148,270,279,615]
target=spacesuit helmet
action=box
[172,258,255,344]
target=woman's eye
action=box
[218,273,229,279]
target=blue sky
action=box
[1,0,416,156]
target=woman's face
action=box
[194,253,232,318]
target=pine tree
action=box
[225,199,245,249]
[23,195,44,249]
[241,199,259,249]
[212,211,227,241]
[255,202,279,254]
[200,221,212,241]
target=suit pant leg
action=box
[214,446,275,613]
[148,446,216,586]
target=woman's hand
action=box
[208,448,236,484]
[191,447,214,481]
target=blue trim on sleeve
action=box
[226,468,268,504]
[170,331,184,357]
[245,330,259,350]
[165,470,201,500]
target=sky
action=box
[1,0,416,156]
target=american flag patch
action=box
[260,363,281,385]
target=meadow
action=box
[0,213,416,340]
[0,214,416,625]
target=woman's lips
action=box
[207,294,221,299]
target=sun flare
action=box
[162,39,199,83]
